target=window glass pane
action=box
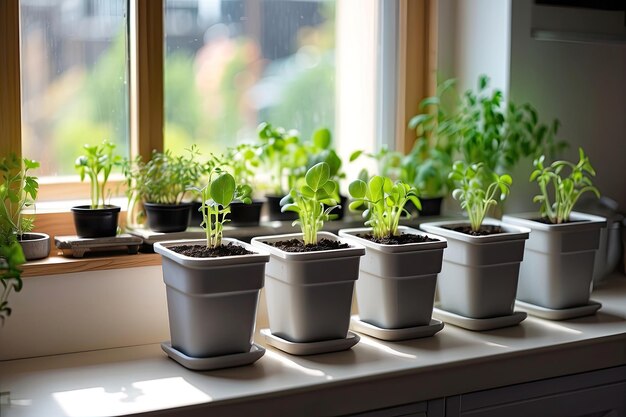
[20,0,129,177]
[164,0,336,155]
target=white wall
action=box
[438,0,626,212]
[0,266,170,361]
[508,0,626,212]
[438,0,511,94]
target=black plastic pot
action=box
[327,195,348,221]
[266,195,298,222]
[188,201,203,228]
[144,202,192,233]
[71,205,120,238]
[406,197,443,217]
[230,199,264,227]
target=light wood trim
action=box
[395,0,438,153]
[130,0,164,161]
[22,253,162,278]
[0,0,22,158]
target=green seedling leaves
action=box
[210,173,236,206]
[530,147,600,223]
[75,140,121,209]
[348,175,420,239]
[280,162,339,245]
[449,161,512,232]
[305,162,330,191]
[313,128,332,150]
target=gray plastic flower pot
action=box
[420,220,530,319]
[154,238,269,358]
[18,232,50,261]
[251,232,365,343]
[338,226,447,329]
[502,212,606,309]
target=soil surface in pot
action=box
[357,233,439,245]
[265,238,349,252]
[446,225,504,236]
[169,243,252,257]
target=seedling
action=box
[0,235,24,325]
[348,176,421,239]
[280,162,339,245]
[194,167,252,248]
[75,141,121,209]
[449,161,512,232]
[225,143,261,189]
[257,122,307,195]
[125,146,200,205]
[530,148,600,224]
[0,154,40,237]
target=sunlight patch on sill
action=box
[358,337,417,359]
[265,350,332,379]
[52,377,211,417]
[529,317,583,335]
[484,341,509,349]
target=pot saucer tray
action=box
[515,300,602,321]
[350,316,444,341]
[127,227,206,249]
[433,307,527,331]
[260,329,360,355]
[55,234,143,258]
[161,342,265,371]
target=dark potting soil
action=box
[357,233,439,245]
[265,238,349,252]
[446,225,504,236]
[170,243,252,258]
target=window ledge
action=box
[22,252,162,278]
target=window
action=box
[163,0,337,156]
[19,0,130,177]
[0,0,432,219]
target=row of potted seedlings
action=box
[153,147,605,371]
[1,138,604,368]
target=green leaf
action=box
[349,150,363,162]
[349,180,367,199]
[210,173,236,206]
[305,162,330,191]
[408,114,432,130]
[312,128,332,149]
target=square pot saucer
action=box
[432,306,527,331]
[350,315,444,341]
[161,342,265,371]
[55,234,143,258]
[260,329,360,356]
[515,299,602,321]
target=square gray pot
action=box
[251,232,365,343]
[154,238,269,358]
[420,220,530,319]
[338,226,447,329]
[502,212,606,309]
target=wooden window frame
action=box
[1,0,436,276]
